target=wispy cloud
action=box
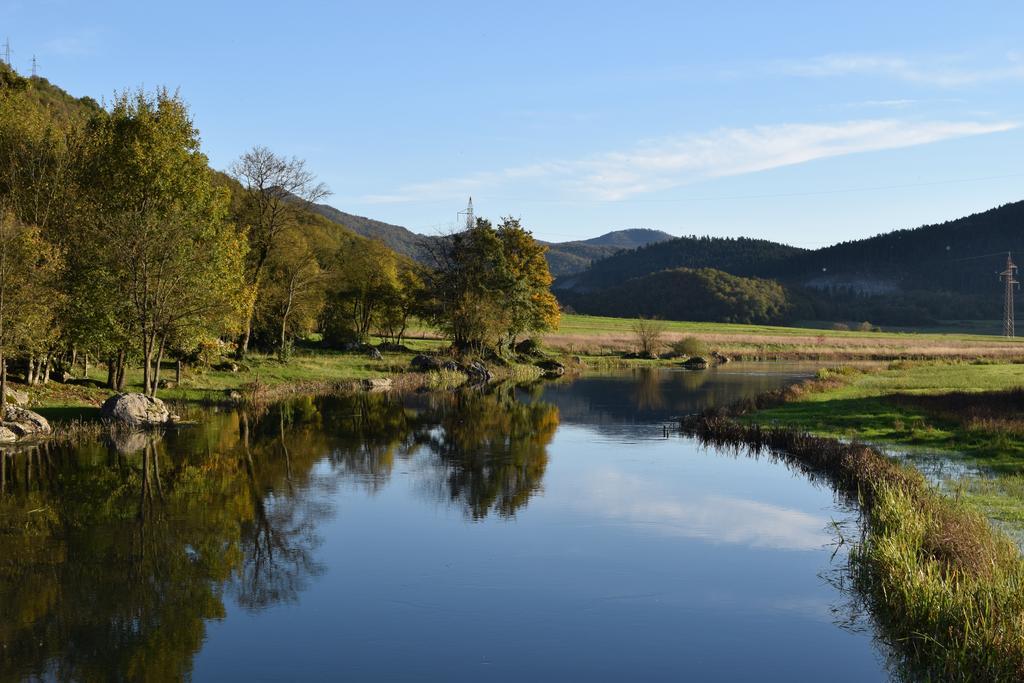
[362,118,1017,203]
[774,53,1024,87]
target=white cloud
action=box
[361,118,1017,203]
[775,53,1024,87]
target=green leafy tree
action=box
[77,89,248,395]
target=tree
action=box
[255,234,326,360]
[0,212,62,408]
[230,146,329,356]
[496,217,560,348]
[78,89,248,396]
[426,216,559,352]
[631,317,666,357]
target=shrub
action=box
[669,335,708,357]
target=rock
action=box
[536,359,565,378]
[514,339,541,356]
[3,385,28,406]
[101,393,172,427]
[0,425,17,443]
[361,378,392,392]
[51,369,73,383]
[682,356,709,370]
[157,379,177,389]
[2,405,50,437]
[377,342,411,353]
[213,361,239,373]
[368,348,383,361]
[411,355,444,372]
[711,351,731,364]
[224,389,243,402]
[464,361,492,383]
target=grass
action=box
[744,361,1024,466]
[544,314,1024,362]
[686,416,1024,680]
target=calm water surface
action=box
[0,364,894,681]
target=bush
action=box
[669,335,708,357]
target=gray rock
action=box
[368,348,383,361]
[109,429,162,455]
[0,425,17,443]
[2,405,50,436]
[101,393,172,427]
[361,377,392,392]
[682,356,709,370]
[411,354,444,372]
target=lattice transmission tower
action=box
[1000,252,1018,337]
[456,197,474,231]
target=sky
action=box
[3,1,1024,246]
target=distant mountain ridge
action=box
[556,201,1024,325]
[308,201,675,277]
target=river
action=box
[0,364,895,681]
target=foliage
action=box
[427,217,559,351]
[563,267,792,324]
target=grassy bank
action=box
[544,314,1024,362]
[685,416,1024,680]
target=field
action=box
[543,314,1024,361]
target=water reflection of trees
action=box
[0,387,559,679]
[417,387,559,519]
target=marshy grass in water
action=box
[683,415,1024,681]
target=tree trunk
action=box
[83,353,89,381]
[237,316,253,359]
[0,352,7,413]
[42,355,50,384]
[26,356,34,386]
[150,338,165,398]
[175,359,181,384]
[107,355,116,390]
[115,349,127,392]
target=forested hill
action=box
[558,201,1024,325]
[540,229,674,277]
[780,201,1024,296]
[307,203,436,262]
[554,235,805,292]
[307,201,675,277]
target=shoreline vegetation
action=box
[684,360,1024,680]
[683,415,1024,680]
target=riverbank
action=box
[684,415,1024,681]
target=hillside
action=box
[307,201,675,277]
[307,203,436,262]
[541,228,674,277]
[555,235,805,292]
[558,201,1024,325]
[559,267,793,324]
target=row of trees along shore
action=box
[0,67,560,404]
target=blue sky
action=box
[3,1,1024,245]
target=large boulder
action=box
[101,393,172,427]
[361,377,392,392]
[2,405,50,437]
[536,359,565,378]
[0,425,17,443]
[682,356,709,370]
[411,354,445,372]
